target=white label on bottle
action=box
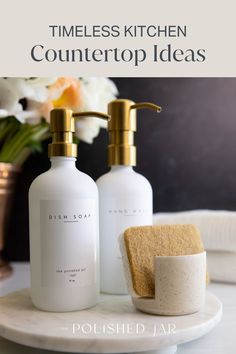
[101,197,152,260]
[40,199,96,288]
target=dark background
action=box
[5,78,236,261]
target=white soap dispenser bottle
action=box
[96,99,162,294]
[29,108,109,312]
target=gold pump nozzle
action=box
[107,99,162,166]
[131,102,162,113]
[48,108,110,157]
[73,111,110,121]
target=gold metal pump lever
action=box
[131,102,162,113]
[72,111,111,121]
[48,108,110,158]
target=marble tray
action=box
[0,289,222,354]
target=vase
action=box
[0,163,21,279]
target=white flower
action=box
[0,77,119,144]
[0,109,8,118]
[20,78,58,102]
[0,78,25,122]
[75,78,118,143]
[0,77,58,122]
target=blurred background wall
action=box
[5,78,236,260]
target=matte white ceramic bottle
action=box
[96,99,162,294]
[29,108,107,312]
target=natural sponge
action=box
[120,224,205,298]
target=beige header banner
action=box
[0,0,235,77]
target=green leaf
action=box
[0,118,50,165]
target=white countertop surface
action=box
[0,263,235,354]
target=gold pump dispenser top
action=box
[107,99,162,166]
[48,109,77,158]
[48,108,110,157]
[48,99,161,164]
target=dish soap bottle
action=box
[29,108,108,312]
[96,99,162,294]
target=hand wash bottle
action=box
[96,99,162,294]
[29,108,108,312]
